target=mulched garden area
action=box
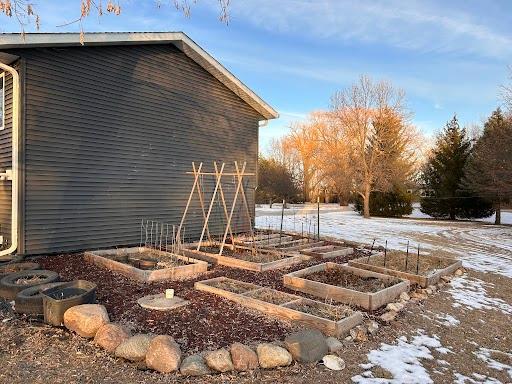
[35,248,366,354]
[307,268,399,293]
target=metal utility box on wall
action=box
[0,32,278,256]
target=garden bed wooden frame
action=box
[348,253,462,288]
[181,244,309,272]
[299,244,353,259]
[271,240,326,252]
[84,247,208,282]
[283,263,409,311]
[195,276,364,336]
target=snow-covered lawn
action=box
[351,331,451,384]
[255,204,512,278]
[447,276,512,315]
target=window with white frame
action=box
[0,73,4,130]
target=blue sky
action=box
[1,0,511,151]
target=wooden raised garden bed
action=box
[181,244,309,272]
[195,276,363,336]
[299,244,353,259]
[84,247,208,282]
[283,263,409,311]
[348,251,462,288]
[270,240,326,252]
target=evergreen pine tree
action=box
[462,109,512,224]
[420,115,494,219]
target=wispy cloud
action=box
[228,0,512,59]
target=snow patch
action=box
[351,331,451,384]
[475,348,512,378]
[434,313,460,327]
[448,277,512,315]
[453,372,501,383]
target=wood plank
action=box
[252,236,294,246]
[84,247,208,282]
[284,263,410,311]
[195,277,363,336]
[348,254,462,288]
[182,247,308,272]
[276,241,327,252]
[194,277,262,301]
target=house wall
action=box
[0,70,13,249]
[10,44,262,255]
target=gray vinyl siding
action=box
[15,44,261,255]
[0,70,12,248]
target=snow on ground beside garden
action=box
[433,313,460,327]
[406,204,512,225]
[474,348,512,379]
[447,276,512,315]
[453,373,502,383]
[255,204,512,278]
[351,331,450,384]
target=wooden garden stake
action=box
[405,240,410,271]
[177,162,203,246]
[384,240,388,267]
[219,162,247,255]
[194,162,212,243]
[416,244,420,275]
[367,239,375,263]
[279,199,285,245]
[139,218,144,249]
[317,196,320,240]
[234,161,256,250]
[198,163,226,251]
[214,161,234,247]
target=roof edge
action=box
[0,32,279,120]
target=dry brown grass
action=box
[244,288,298,305]
[288,301,353,321]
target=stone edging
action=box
[56,267,465,376]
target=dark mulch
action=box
[33,249,366,354]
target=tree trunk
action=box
[495,201,501,225]
[363,185,371,218]
[269,198,273,209]
[449,206,455,220]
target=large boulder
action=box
[283,329,328,363]
[230,343,258,371]
[204,348,234,373]
[94,323,130,353]
[63,304,109,338]
[115,334,153,362]
[256,343,292,369]
[180,354,212,376]
[145,335,181,373]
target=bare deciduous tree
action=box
[501,65,512,113]
[283,113,325,202]
[0,0,231,38]
[330,75,416,218]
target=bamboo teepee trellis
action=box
[176,161,256,255]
